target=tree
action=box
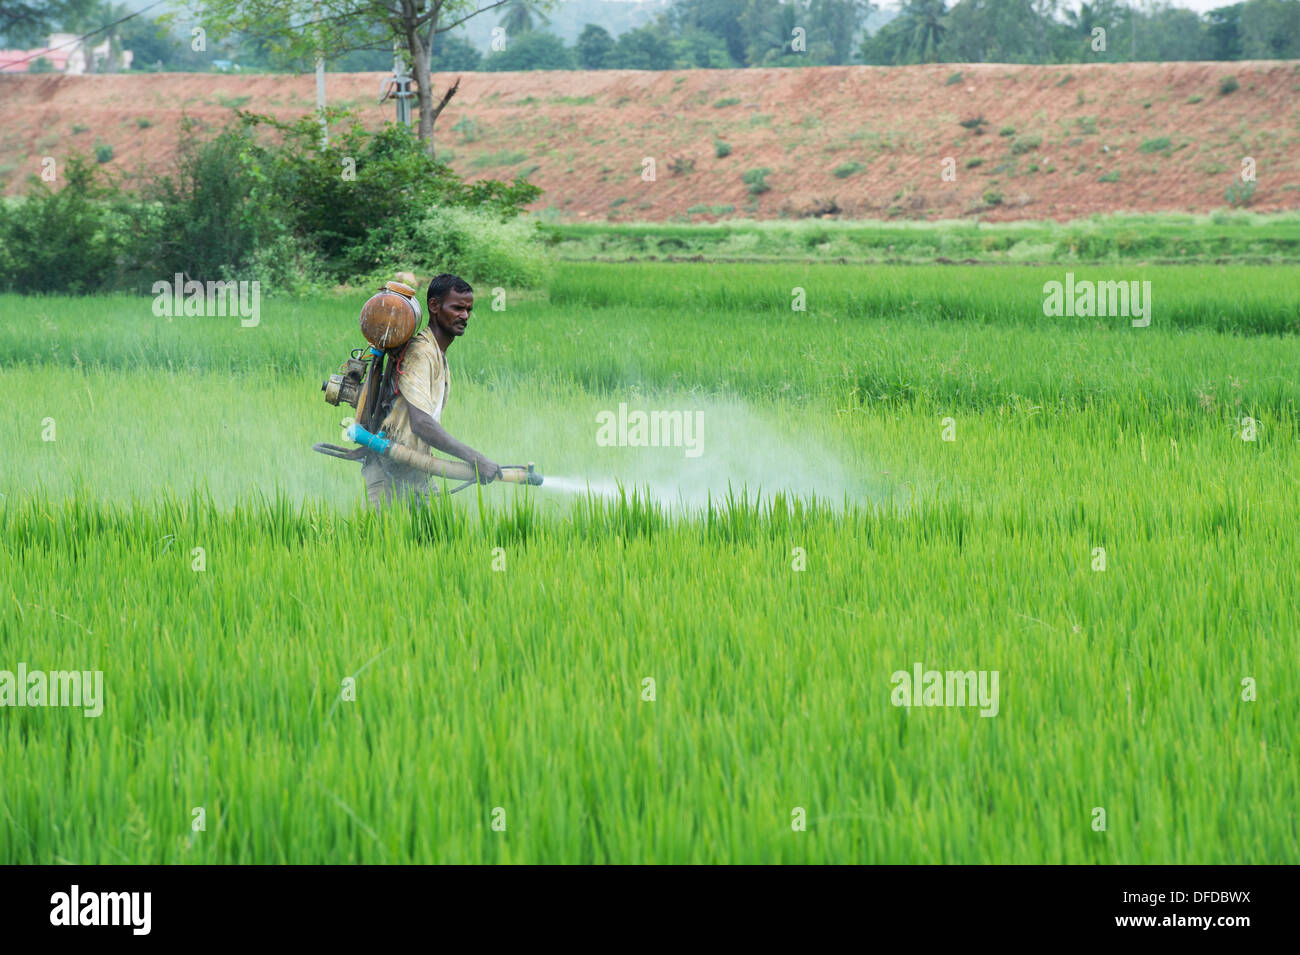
[807,0,874,64]
[575,22,614,68]
[1,0,97,48]
[738,0,801,65]
[668,0,748,65]
[672,26,737,68]
[183,0,555,157]
[431,31,482,70]
[861,0,946,63]
[1205,3,1244,60]
[482,29,572,69]
[499,0,548,35]
[1239,0,1300,59]
[607,23,675,69]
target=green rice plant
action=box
[2,281,1298,863]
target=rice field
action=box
[1,262,1297,863]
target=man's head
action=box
[426,273,474,342]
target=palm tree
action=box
[903,0,947,64]
[500,0,550,36]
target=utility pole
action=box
[379,44,415,129]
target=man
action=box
[361,273,502,511]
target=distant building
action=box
[0,34,132,74]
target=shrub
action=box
[833,161,864,178]
[965,157,984,169]
[959,116,987,133]
[1225,177,1256,207]
[1010,135,1041,155]
[451,117,480,142]
[982,189,1003,206]
[742,167,771,195]
[714,139,731,158]
[407,207,552,288]
[0,111,546,293]
[0,156,134,293]
[999,126,1015,137]
[1098,171,1120,183]
[713,97,741,108]
[1218,76,1238,96]
[946,72,963,86]
[1139,137,1171,153]
[94,143,114,164]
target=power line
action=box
[4,0,171,69]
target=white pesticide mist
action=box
[495,394,874,514]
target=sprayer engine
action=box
[321,353,368,409]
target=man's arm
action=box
[407,406,502,482]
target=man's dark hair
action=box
[426,273,473,313]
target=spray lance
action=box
[312,281,543,492]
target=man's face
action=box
[432,289,473,338]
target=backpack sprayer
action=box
[312,280,543,492]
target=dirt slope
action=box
[2,61,1298,221]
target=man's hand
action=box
[473,455,502,484]
[407,407,502,484]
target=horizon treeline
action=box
[6,0,1299,73]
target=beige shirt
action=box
[377,328,449,456]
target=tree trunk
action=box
[408,23,435,153]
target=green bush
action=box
[1226,177,1256,208]
[946,72,963,86]
[742,167,772,195]
[364,207,552,288]
[0,111,546,294]
[965,157,984,169]
[833,161,864,178]
[713,97,741,108]
[1098,171,1120,183]
[982,190,1003,206]
[1010,135,1041,155]
[714,139,731,158]
[0,156,134,294]
[1218,76,1239,95]
[94,143,114,164]
[1139,137,1171,153]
